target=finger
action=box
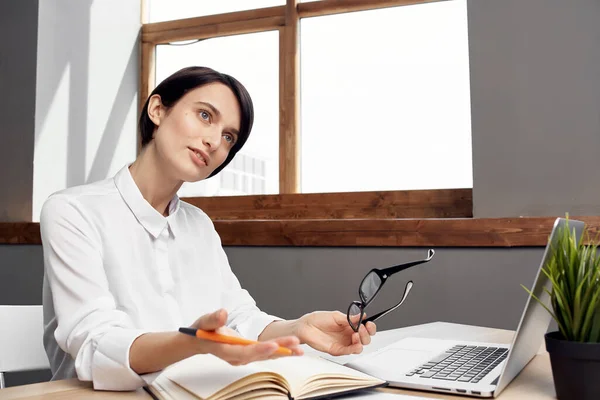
[357,324,371,345]
[334,310,350,324]
[271,336,303,356]
[216,326,241,337]
[349,313,362,323]
[228,338,302,364]
[330,337,363,356]
[351,343,364,354]
[365,321,377,336]
[272,336,301,348]
[350,332,364,354]
[214,341,280,365]
[196,309,228,331]
[352,331,361,345]
[243,341,301,363]
[347,313,364,331]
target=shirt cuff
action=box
[235,312,283,340]
[90,329,147,391]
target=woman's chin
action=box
[181,167,212,183]
[173,160,215,183]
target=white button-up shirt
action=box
[40,165,279,391]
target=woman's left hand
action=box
[295,311,376,356]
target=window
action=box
[141,0,473,213]
[300,0,472,193]
[155,31,280,196]
[148,0,285,23]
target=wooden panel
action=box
[280,0,300,193]
[143,6,285,35]
[143,16,285,44]
[214,216,600,247]
[0,222,42,245]
[5,216,600,247]
[298,0,439,19]
[182,189,472,219]
[278,27,286,193]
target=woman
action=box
[40,66,376,391]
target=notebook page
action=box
[151,373,197,400]
[256,355,384,396]
[163,354,272,399]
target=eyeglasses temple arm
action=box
[379,249,435,276]
[363,281,414,324]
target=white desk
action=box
[0,322,555,400]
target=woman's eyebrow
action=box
[194,101,221,117]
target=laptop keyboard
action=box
[405,344,508,384]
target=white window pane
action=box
[148,0,284,23]
[156,31,279,196]
[300,0,472,193]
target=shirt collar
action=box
[114,165,181,239]
[166,195,182,237]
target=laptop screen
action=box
[495,217,584,396]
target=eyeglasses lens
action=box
[359,271,382,303]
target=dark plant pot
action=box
[545,331,600,400]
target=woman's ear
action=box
[147,94,164,126]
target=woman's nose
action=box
[202,129,221,151]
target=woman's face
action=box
[149,82,241,182]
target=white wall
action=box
[33,0,140,221]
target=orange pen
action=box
[178,327,293,356]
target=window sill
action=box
[2,217,599,247]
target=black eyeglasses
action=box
[347,249,435,332]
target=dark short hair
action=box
[139,66,254,178]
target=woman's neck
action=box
[128,144,183,217]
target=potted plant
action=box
[523,218,600,400]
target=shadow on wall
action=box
[35,0,139,189]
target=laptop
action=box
[345,217,583,398]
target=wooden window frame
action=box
[139,0,471,220]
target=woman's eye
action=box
[223,133,235,144]
[200,110,210,121]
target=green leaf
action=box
[522,217,600,343]
[521,284,562,332]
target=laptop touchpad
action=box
[345,338,452,380]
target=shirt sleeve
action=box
[219,254,283,340]
[201,216,282,340]
[40,195,147,391]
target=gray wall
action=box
[0,0,38,222]
[0,245,544,332]
[0,245,43,306]
[227,246,545,332]
[0,244,544,386]
[0,245,49,387]
[469,0,600,217]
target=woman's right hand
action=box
[189,309,303,366]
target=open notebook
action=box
[144,353,387,400]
